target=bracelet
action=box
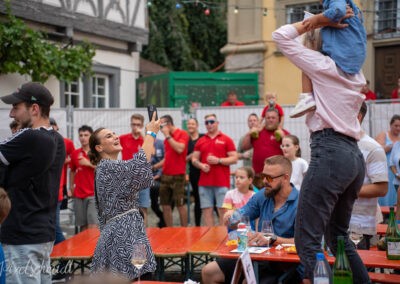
[146,131,156,139]
[218,158,222,165]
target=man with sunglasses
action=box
[192,114,238,226]
[241,108,290,189]
[202,155,301,283]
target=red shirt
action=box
[221,100,245,107]
[58,138,75,201]
[392,88,399,99]
[163,128,189,175]
[119,133,144,160]
[251,128,289,174]
[70,148,95,199]
[364,90,377,100]
[194,132,236,188]
[261,103,284,118]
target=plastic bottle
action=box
[333,236,352,284]
[237,222,248,252]
[314,252,331,284]
[386,206,400,260]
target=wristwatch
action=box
[270,234,278,245]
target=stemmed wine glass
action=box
[349,223,363,246]
[131,243,147,284]
[261,220,274,255]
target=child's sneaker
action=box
[290,93,316,118]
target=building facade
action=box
[0,0,148,108]
[222,0,400,104]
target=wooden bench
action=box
[369,272,400,284]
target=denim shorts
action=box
[199,186,228,208]
[3,242,53,284]
[139,188,151,208]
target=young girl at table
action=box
[222,167,255,212]
[281,135,309,190]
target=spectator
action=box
[281,135,308,190]
[0,187,11,284]
[202,156,301,284]
[241,108,289,189]
[159,115,189,227]
[350,102,388,250]
[149,138,166,228]
[375,114,400,206]
[0,82,66,283]
[260,92,285,128]
[89,114,160,281]
[272,18,370,283]
[191,114,238,226]
[186,118,204,226]
[361,80,377,101]
[391,76,400,100]
[237,113,258,168]
[389,141,400,221]
[220,91,245,107]
[70,125,97,232]
[119,114,151,225]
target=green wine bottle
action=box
[333,236,352,284]
[386,206,400,260]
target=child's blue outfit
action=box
[321,0,366,74]
[0,244,5,284]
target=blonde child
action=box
[259,92,284,129]
[0,187,11,284]
[281,135,309,190]
[222,167,255,212]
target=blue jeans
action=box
[3,242,53,284]
[55,201,65,245]
[294,129,370,283]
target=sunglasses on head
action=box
[260,173,286,183]
[205,120,216,125]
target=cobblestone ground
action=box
[58,200,207,283]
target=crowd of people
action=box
[0,1,399,283]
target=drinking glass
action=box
[261,220,274,255]
[349,223,363,246]
[131,243,147,284]
[241,215,251,231]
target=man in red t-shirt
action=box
[220,91,245,107]
[69,125,97,231]
[391,76,400,100]
[191,114,238,226]
[361,80,377,101]
[241,108,289,189]
[159,115,189,227]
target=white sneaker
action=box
[290,93,316,118]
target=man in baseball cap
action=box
[1,82,54,107]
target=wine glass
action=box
[349,223,363,246]
[131,243,147,284]
[261,220,274,255]
[241,215,251,231]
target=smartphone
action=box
[147,104,158,121]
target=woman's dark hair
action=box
[284,134,301,157]
[237,166,255,191]
[88,127,105,166]
[390,114,400,125]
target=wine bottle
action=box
[333,236,352,284]
[386,206,400,260]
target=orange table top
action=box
[188,226,228,255]
[152,226,210,257]
[381,206,396,215]
[211,242,400,269]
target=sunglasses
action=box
[205,120,216,125]
[260,173,286,183]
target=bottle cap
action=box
[316,252,325,261]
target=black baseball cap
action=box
[1,82,54,107]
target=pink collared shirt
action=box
[272,25,366,140]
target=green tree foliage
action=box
[0,2,95,83]
[142,0,227,71]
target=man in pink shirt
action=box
[272,18,369,284]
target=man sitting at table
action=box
[201,155,302,284]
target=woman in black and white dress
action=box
[89,115,160,281]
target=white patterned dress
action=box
[91,149,156,280]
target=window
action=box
[64,80,82,108]
[91,75,109,108]
[375,0,399,37]
[286,2,323,24]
